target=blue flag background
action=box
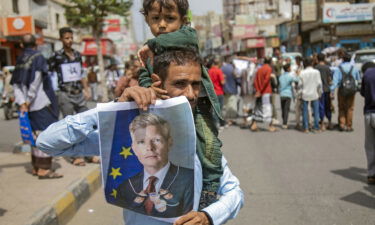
[104,109,143,204]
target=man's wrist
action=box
[199,210,214,225]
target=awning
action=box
[82,38,114,56]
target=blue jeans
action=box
[302,100,320,130]
[319,92,332,122]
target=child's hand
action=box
[138,45,154,67]
[151,74,169,100]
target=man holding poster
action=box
[37,49,243,225]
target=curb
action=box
[25,165,102,225]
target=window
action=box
[12,0,19,14]
[56,13,60,28]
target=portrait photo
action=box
[97,97,197,221]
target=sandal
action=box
[38,171,63,179]
[86,156,100,164]
[72,158,86,166]
[32,168,38,176]
[250,122,258,132]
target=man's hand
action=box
[83,88,91,101]
[174,211,210,225]
[19,103,29,113]
[137,45,154,67]
[151,73,169,100]
[255,91,261,98]
[118,86,156,111]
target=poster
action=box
[60,62,82,82]
[98,97,197,223]
[233,59,249,72]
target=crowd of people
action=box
[4,0,245,224]
[207,49,363,134]
[207,49,375,185]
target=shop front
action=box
[82,38,115,67]
[335,23,375,52]
[244,38,266,58]
[0,16,44,65]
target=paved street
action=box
[64,94,375,225]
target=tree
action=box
[64,0,132,102]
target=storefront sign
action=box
[301,0,317,22]
[266,37,280,48]
[258,25,276,37]
[103,19,121,33]
[233,25,258,40]
[246,38,265,48]
[336,24,373,36]
[4,16,34,36]
[323,3,375,23]
[82,38,114,56]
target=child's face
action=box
[145,1,186,37]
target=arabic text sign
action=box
[323,3,375,23]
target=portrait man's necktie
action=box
[145,176,158,215]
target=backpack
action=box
[338,66,356,97]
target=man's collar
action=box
[60,48,76,54]
[143,162,171,184]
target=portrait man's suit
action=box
[116,163,194,218]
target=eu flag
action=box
[104,109,143,204]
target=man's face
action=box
[131,125,171,171]
[61,32,73,49]
[146,2,185,37]
[163,62,202,109]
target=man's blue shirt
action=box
[221,63,237,95]
[330,62,361,92]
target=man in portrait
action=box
[115,113,194,218]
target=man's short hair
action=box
[129,113,171,141]
[263,57,272,64]
[362,61,375,74]
[153,49,202,82]
[317,53,325,62]
[22,34,37,48]
[343,53,351,62]
[303,57,312,67]
[141,0,189,18]
[283,63,291,72]
[295,56,302,63]
[59,27,73,38]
